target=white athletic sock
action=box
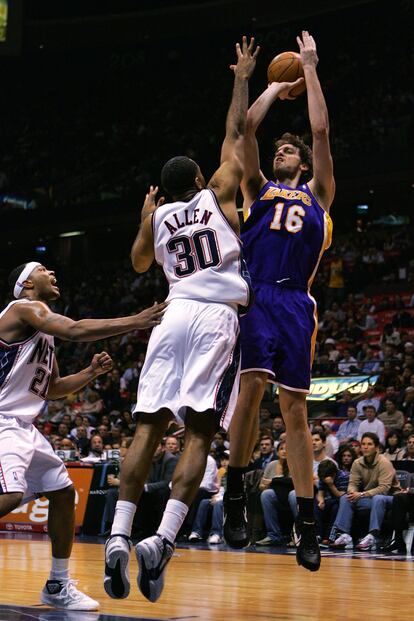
[157,499,188,543]
[111,500,136,537]
[49,556,70,581]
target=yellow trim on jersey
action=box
[308,293,319,368]
[307,211,333,289]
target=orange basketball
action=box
[267,51,306,97]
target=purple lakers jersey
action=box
[241,181,332,290]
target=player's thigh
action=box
[181,303,240,418]
[276,292,315,393]
[137,301,188,406]
[26,427,72,495]
[240,286,278,376]
[0,416,35,495]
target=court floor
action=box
[0,534,412,621]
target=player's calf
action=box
[0,491,23,517]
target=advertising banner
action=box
[0,465,93,533]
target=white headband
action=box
[13,262,41,299]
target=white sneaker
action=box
[41,579,99,610]
[330,533,353,549]
[207,533,223,544]
[188,531,203,542]
[356,533,376,550]
[135,533,175,603]
[104,534,132,599]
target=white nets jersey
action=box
[0,300,55,422]
[153,189,251,309]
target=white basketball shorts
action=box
[134,299,240,430]
[0,415,72,500]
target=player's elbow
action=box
[312,125,329,138]
[46,381,65,400]
[131,255,149,273]
[64,322,87,342]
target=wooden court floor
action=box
[0,537,412,621]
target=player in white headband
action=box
[0,262,167,611]
[12,261,42,299]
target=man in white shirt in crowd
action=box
[336,406,361,445]
[338,349,358,375]
[321,421,339,458]
[357,406,385,446]
[81,434,105,463]
[356,387,381,418]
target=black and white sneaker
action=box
[223,492,250,549]
[295,519,321,572]
[104,534,132,599]
[41,579,99,610]
[135,533,175,603]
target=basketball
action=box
[267,51,306,97]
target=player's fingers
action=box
[296,36,303,49]
[229,64,236,72]
[235,42,241,58]
[252,45,260,59]
[247,36,255,52]
[293,77,305,86]
[154,301,168,310]
[242,35,247,52]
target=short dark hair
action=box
[8,263,28,295]
[260,435,273,444]
[317,459,338,480]
[312,430,326,442]
[274,133,313,182]
[161,156,198,196]
[361,432,380,446]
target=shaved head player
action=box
[0,262,166,610]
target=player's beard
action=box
[273,162,297,182]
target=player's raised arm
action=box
[240,77,302,216]
[131,185,165,273]
[297,30,335,211]
[15,299,167,342]
[208,36,258,231]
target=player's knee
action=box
[49,484,76,506]
[284,399,307,424]
[0,491,23,517]
[242,373,267,399]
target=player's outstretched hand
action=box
[230,36,259,79]
[90,351,114,376]
[273,77,305,101]
[134,301,168,329]
[141,185,165,222]
[296,30,318,67]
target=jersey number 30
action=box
[270,202,305,234]
[167,229,221,278]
